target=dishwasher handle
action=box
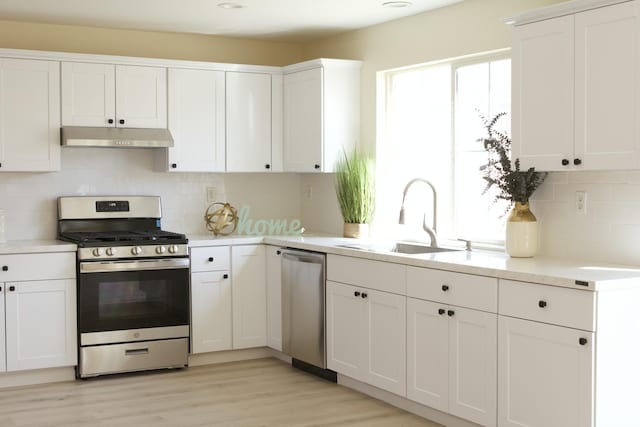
[281,249,326,265]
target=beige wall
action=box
[0,19,303,66]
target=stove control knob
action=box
[156,246,167,255]
[168,245,178,254]
[105,247,115,257]
[131,246,142,256]
[92,248,103,257]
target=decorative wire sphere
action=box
[204,202,238,236]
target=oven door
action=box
[78,258,190,345]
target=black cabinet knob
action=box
[9,285,15,292]
[441,285,449,292]
[171,163,177,169]
[438,308,445,315]
[314,164,320,169]
[265,164,271,169]
[208,257,214,262]
[538,300,547,308]
[108,119,114,124]
[447,310,455,317]
[0,163,2,168]
[562,158,570,166]
[361,293,368,299]
[1,266,7,271]
[573,158,582,166]
[276,250,281,255]
[579,337,588,346]
[223,274,229,279]
[0,286,2,292]
[119,119,125,125]
[354,291,361,297]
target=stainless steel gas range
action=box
[57,196,190,378]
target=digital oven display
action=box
[96,201,130,212]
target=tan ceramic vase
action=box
[505,202,538,258]
[343,223,369,238]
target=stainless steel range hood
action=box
[61,127,174,148]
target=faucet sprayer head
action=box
[398,206,405,224]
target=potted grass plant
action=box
[335,150,375,238]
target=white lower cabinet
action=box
[327,280,406,396]
[498,316,594,427]
[0,285,5,371]
[265,246,283,351]
[4,279,76,371]
[231,245,267,349]
[407,297,497,427]
[190,271,232,353]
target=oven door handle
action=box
[80,258,190,273]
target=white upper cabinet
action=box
[226,72,277,172]
[283,59,361,172]
[62,62,167,128]
[163,68,225,172]
[0,58,60,172]
[512,1,640,171]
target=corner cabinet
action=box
[511,0,640,171]
[283,59,361,172]
[61,62,167,128]
[0,252,76,372]
[0,58,60,172]
[161,68,226,172]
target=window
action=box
[377,51,511,245]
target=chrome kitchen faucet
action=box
[398,178,438,247]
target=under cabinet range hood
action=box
[61,127,174,148]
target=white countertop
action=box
[0,240,77,255]
[187,234,640,291]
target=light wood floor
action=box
[0,358,442,427]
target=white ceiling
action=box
[0,0,463,42]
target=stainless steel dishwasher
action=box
[281,248,335,381]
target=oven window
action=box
[79,268,189,333]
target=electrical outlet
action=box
[207,187,217,203]
[575,191,587,215]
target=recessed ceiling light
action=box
[218,2,245,9]
[382,1,413,7]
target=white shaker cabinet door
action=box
[326,280,367,382]
[512,15,574,171]
[166,68,225,172]
[0,58,60,172]
[226,72,273,172]
[0,287,5,372]
[574,1,640,170]
[191,271,232,353]
[115,65,167,129]
[5,279,77,371]
[61,62,116,127]
[498,316,594,427]
[283,67,323,172]
[231,245,267,349]
[265,246,283,352]
[407,297,449,412]
[449,307,497,427]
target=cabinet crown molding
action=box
[506,0,631,26]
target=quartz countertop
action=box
[188,234,640,291]
[0,240,77,255]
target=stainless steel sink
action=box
[336,242,461,254]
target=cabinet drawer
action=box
[407,266,497,313]
[190,246,230,272]
[327,254,406,295]
[499,280,596,331]
[0,252,75,281]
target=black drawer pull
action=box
[538,300,547,308]
[108,118,114,124]
[354,291,361,297]
[579,337,588,346]
[208,257,214,262]
[561,158,570,166]
[314,164,320,169]
[119,119,125,125]
[361,293,368,299]
[447,309,454,317]
[1,265,7,271]
[171,163,177,169]
[9,285,15,292]
[223,274,229,279]
[441,285,449,292]
[276,250,281,255]
[438,308,445,315]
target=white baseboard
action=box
[0,366,76,389]
[188,347,277,367]
[338,375,482,427]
